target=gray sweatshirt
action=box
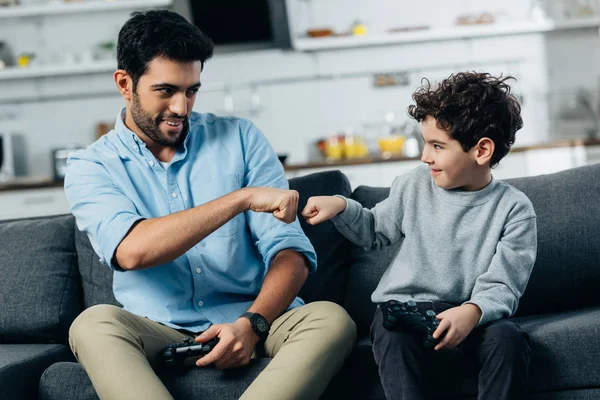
[332,165,537,326]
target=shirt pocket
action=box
[192,174,245,237]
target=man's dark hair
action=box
[117,10,214,91]
[407,72,523,167]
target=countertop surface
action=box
[2,137,599,192]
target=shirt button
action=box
[171,192,178,198]
[195,267,201,274]
[198,301,204,307]
[148,160,155,167]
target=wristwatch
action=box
[241,312,270,341]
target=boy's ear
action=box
[473,137,495,166]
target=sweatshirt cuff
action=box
[331,195,361,226]
[464,299,494,327]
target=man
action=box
[65,10,356,400]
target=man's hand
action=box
[432,303,482,351]
[194,318,259,369]
[243,187,299,223]
[301,196,347,225]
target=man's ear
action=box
[473,137,495,166]
[114,69,133,101]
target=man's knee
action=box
[69,304,127,346]
[302,301,357,346]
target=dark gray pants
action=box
[371,302,531,400]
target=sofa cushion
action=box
[505,164,600,316]
[513,306,600,392]
[0,215,82,343]
[39,359,271,400]
[289,171,354,306]
[0,344,73,400]
[344,186,397,336]
[74,227,120,309]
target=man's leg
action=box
[463,319,531,400]
[240,301,356,400]
[371,306,430,400]
[69,304,191,400]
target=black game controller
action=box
[382,300,440,349]
[162,337,219,367]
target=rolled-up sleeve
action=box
[64,153,143,271]
[239,120,317,273]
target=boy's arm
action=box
[466,215,537,327]
[330,175,406,250]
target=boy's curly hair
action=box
[407,72,523,167]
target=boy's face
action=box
[420,116,483,191]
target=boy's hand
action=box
[301,196,347,225]
[432,303,482,351]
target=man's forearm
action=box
[245,249,310,324]
[115,189,250,270]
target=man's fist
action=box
[244,187,299,223]
[301,196,347,225]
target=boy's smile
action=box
[420,116,492,191]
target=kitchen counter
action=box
[2,137,599,192]
[284,137,600,170]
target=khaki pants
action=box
[69,301,356,400]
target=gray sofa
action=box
[1,164,599,400]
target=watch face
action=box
[256,317,269,333]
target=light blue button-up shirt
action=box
[64,111,317,332]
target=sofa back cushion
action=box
[290,171,354,306]
[0,215,82,343]
[345,186,396,336]
[74,227,121,309]
[506,163,600,316]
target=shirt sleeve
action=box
[467,215,537,327]
[240,120,317,273]
[331,174,406,250]
[64,153,144,271]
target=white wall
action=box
[1,0,596,178]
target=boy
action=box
[301,72,537,400]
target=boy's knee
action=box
[484,321,530,351]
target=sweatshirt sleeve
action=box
[331,175,406,250]
[467,214,537,327]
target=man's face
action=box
[130,57,202,147]
[420,116,479,191]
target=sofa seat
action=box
[39,358,272,400]
[0,344,73,400]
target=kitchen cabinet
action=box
[0,187,69,221]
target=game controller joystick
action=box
[162,337,219,367]
[382,300,440,349]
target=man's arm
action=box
[245,249,309,323]
[115,187,299,271]
[195,249,309,369]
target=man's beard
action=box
[131,95,189,147]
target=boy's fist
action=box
[301,196,347,225]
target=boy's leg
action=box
[69,304,191,400]
[463,319,531,400]
[371,306,430,400]
[240,301,357,400]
